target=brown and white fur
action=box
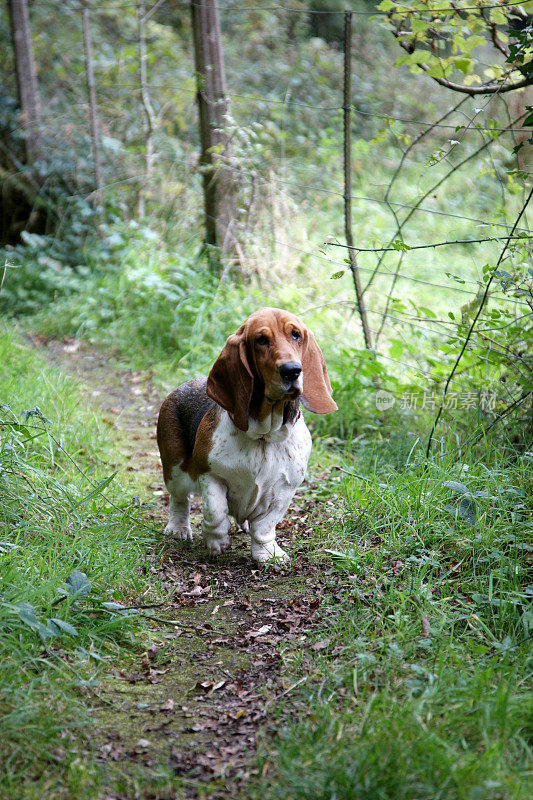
[156,307,337,563]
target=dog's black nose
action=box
[279,361,302,382]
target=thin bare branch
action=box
[426,184,533,460]
[328,234,533,253]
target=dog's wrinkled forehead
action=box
[242,307,305,340]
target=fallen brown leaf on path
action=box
[187,585,207,597]
[135,738,152,750]
[312,639,331,651]
[99,743,125,761]
[246,625,272,638]
[193,679,227,695]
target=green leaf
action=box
[17,602,39,628]
[411,19,428,35]
[17,603,58,640]
[453,57,474,75]
[75,647,106,663]
[490,8,508,26]
[408,51,437,66]
[444,480,470,495]
[466,36,486,54]
[75,472,117,508]
[48,617,79,637]
[324,548,358,571]
[102,601,139,616]
[64,570,92,600]
[457,497,477,525]
[427,62,452,79]
[330,271,345,280]
[444,497,477,526]
[445,272,466,284]
[389,340,404,359]
[5,422,31,436]
[522,108,533,127]
[392,239,411,251]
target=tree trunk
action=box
[137,0,157,218]
[8,0,41,163]
[82,7,103,213]
[190,0,238,268]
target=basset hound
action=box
[156,307,337,563]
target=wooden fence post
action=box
[82,6,103,213]
[190,0,238,268]
[343,10,372,351]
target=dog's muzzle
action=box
[279,361,303,397]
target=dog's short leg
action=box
[200,476,230,555]
[249,510,290,564]
[164,468,193,541]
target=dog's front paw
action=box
[205,536,230,555]
[251,541,289,564]
[164,521,193,541]
[203,528,230,555]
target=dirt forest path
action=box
[31,335,334,800]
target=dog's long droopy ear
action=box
[206,328,254,431]
[301,330,338,414]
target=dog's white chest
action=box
[208,411,312,524]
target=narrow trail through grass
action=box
[30,334,335,800]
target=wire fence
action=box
[4,0,532,449]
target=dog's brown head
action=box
[206,307,337,431]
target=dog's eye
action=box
[291,330,302,343]
[256,335,269,347]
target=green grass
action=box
[0,324,159,799]
[254,439,533,800]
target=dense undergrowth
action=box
[3,124,530,449]
[0,324,158,798]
